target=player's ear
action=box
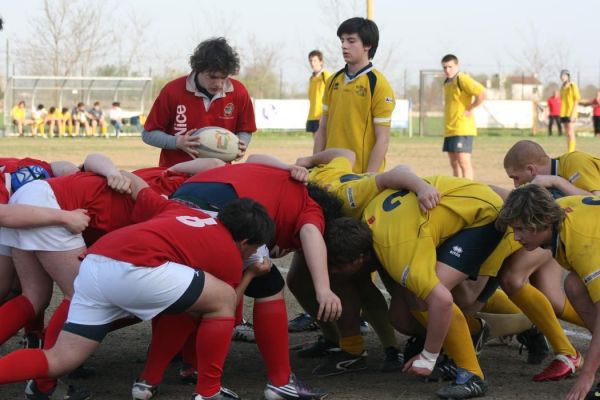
[526,164,537,177]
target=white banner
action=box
[474,100,533,129]
[254,98,410,130]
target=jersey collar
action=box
[344,62,373,83]
[185,72,234,101]
[550,158,559,176]
[444,72,460,85]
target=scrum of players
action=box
[1,29,600,400]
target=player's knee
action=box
[497,269,526,295]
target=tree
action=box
[17,0,116,76]
[238,37,281,98]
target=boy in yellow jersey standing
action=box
[441,54,486,180]
[306,50,331,136]
[313,17,395,174]
[560,69,581,153]
[498,185,595,400]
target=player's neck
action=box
[346,59,370,76]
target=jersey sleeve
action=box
[372,76,395,126]
[322,74,335,116]
[461,74,485,97]
[563,155,600,193]
[233,83,257,134]
[130,187,173,223]
[294,198,325,237]
[144,86,173,133]
[573,84,581,102]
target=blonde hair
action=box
[503,140,550,170]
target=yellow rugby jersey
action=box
[323,64,395,173]
[560,82,580,118]
[552,151,600,193]
[362,176,503,299]
[10,105,25,121]
[479,228,522,277]
[308,157,379,219]
[554,195,600,302]
[443,72,485,136]
[307,69,331,121]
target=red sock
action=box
[195,317,235,397]
[181,329,198,367]
[140,314,195,385]
[24,312,45,338]
[235,298,244,325]
[0,295,36,345]
[35,299,70,392]
[0,349,49,384]
[253,299,291,386]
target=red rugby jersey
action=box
[88,188,242,287]
[0,157,54,204]
[144,75,256,167]
[133,167,187,196]
[183,164,324,257]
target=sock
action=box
[443,305,484,379]
[559,299,586,327]
[0,295,36,345]
[568,139,576,153]
[182,329,198,367]
[35,299,70,392]
[465,315,481,335]
[0,349,49,384]
[140,314,196,385]
[253,299,291,387]
[509,283,576,356]
[195,317,235,397]
[339,335,364,356]
[360,283,398,349]
[482,290,521,314]
[101,126,107,135]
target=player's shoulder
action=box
[228,77,250,94]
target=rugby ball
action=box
[191,126,239,162]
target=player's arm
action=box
[49,161,80,177]
[312,115,328,154]
[120,170,150,200]
[566,301,600,400]
[299,223,342,322]
[0,204,89,233]
[530,175,595,196]
[296,148,356,168]
[366,124,390,173]
[465,90,486,117]
[489,184,510,200]
[245,154,308,183]
[83,153,131,194]
[168,158,225,175]
[142,129,201,158]
[235,257,273,301]
[375,165,440,211]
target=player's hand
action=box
[62,209,90,234]
[289,165,309,183]
[566,373,594,400]
[235,141,248,161]
[176,129,201,159]
[416,183,440,212]
[246,257,272,277]
[315,289,342,322]
[402,354,434,377]
[106,171,131,194]
[530,175,556,188]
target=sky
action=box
[2,0,600,94]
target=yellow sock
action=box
[444,305,484,379]
[509,283,576,356]
[568,138,576,153]
[101,126,108,136]
[360,285,398,349]
[482,289,521,314]
[340,335,364,356]
[411,308,483,379]
[559,299,586,327]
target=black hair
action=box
[36,104,44,110]
[307,183,343,221]
[218,198,275,246]
[325,217,372,266]
[189,37,240,76]
[337,17,379,59]
[441,54,458,64]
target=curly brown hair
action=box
[496,184,564,232]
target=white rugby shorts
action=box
[68,254,196,325]
[0,180,85,251]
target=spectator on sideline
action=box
[580,90,600,138]
[142,37,255,167]
[10,101,32,136]
[560,69,581,152]
[109,102,124,137]
[88,101,108,138]
[31,104,47,139]
[313,17,395,174]
[61,107,74,137]
[72,102,92,137]
[441,54,486,180]
[547,90,562,136]
[306,50,331,136]
[44,107,63,138]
